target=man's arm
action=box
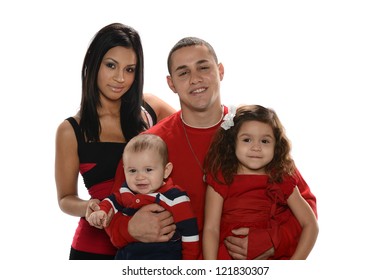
[105,204,176,248]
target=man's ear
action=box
[218,63,225,81]
[166,76,177,93]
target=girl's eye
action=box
[243,138,251,143]
[262,138,273,144]
[129,169,136,173]
[146,168,153,172]
[126,67,135,73]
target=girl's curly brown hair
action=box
[204,105,296,185]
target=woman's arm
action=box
[143,93,177,122]
[202,185,224,260]
[55,119,95,217]
[287,186,319,260]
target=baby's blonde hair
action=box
[123,134,169,165]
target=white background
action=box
[1,0,389,279]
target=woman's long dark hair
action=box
[80,23,147,142]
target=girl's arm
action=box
[202,185,224,260]
[287,186,319,260]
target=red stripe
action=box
[88,179,115,200]
[79,163,96,175]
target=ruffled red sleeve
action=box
[205,173,229,199]
[279,173,299,200]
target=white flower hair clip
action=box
[221,105,237,130]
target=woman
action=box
[55,23,176,260]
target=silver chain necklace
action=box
[180,107,224,183]
[181,120,207,183]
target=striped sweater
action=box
[100,178,200,259]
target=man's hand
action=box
[225,227,275,260]
[128,204,176,242]
[224,227,249,260]
[254,247,275,260]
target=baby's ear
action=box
[164,162,173,179]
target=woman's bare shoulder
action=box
[56,115,79,140]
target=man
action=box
[104,37,317,259]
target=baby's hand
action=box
[87,210,108,229]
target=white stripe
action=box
[157,193,190,207]
[119,187,132,194]
[118,188,190,207]
[102,198,118,214]
[182,235,199,242]
[147,193,158,198]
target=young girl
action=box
[203,105,318,260]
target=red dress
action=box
[207,173,300,260]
